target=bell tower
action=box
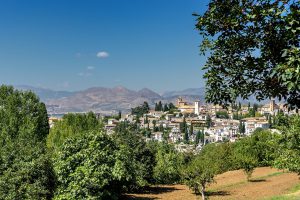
[195,100,200,115]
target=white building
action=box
[195,101,200,115]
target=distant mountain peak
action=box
[138,88,153,92]
[13,85,208,114]
[138,88,161,99]
[113,86,131,92]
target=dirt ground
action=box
[124,167,300,200]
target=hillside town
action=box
[49,97,297,153]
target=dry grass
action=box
[123,167,300,200]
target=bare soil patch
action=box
[124,167,300,200]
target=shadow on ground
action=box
[139,186,182,194]
[122,186,182,200]
[122,195,158,200]
[206,190,231,197]
[249,179,267,182]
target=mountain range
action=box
[15,85,205,114]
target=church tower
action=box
[195,100,200,115]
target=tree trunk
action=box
[201,184,205,200]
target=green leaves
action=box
[195,0,300,108]
[273,115,300,174]
[54,131,122,200]
[46,112,103,153]
[0,85,55,200]
[153,143,183,184]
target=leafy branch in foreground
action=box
[195,0,300,108]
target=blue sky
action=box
[0,0,210,92]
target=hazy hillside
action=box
[15,85,74,101]
[45,86,164,114]
[16,85,273,114]
[162,87,206,98]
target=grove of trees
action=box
[1,83,300,200]
[0,1,299,199]
[0,85,55,199]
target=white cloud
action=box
[78,72,92,77]
[97,51,109,58]
[87,66,95,70]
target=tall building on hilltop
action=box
[195,100,200,115]
[177,97,201,114]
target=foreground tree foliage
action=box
[233,137,259,181]
[153,142,184,184]
[274,115,300,174]
[195,0,300,108]
[54,131,128,200]
[112,128,156,190]
[183,143,235,200]
[47,112,102,153]
[0,85,55,199]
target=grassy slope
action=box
[125,167,300,200]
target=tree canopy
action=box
[47,112,103,153]
[53,131,126,200]
[0,85,55,199]
[195,0,300,108]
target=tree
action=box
[184,156,215,200]
[144,115,149,124]
[206,114,212,128]
[195,0,300,108]
[131,102,150,118]
[200,129,205,144]
[47,112,103,153]
[184,129,189,144]
[268,115,273,128]
[189,124,194,135]
[233,137,259,181]
[0,85,55,199]
[250,129,280,167]
[180,117,187,133]
[273,110,289,127]
[113,129,156,189]
[153,143,184,184]
[158,101,163,111]
[168,103,176,110]
[163,104,169,112]
[183,143,234,200]
[152,120,158,132]
[216,111,229,119]
[274,115,300,174]
[54,131,128,199]
[195,130,204,145]
[239,121,246,134]
[159,124,164,132]
[117,110,122,120]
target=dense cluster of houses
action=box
[103,98,289,145]
[49,97,297,152]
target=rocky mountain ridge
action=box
[16,85,204,114]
